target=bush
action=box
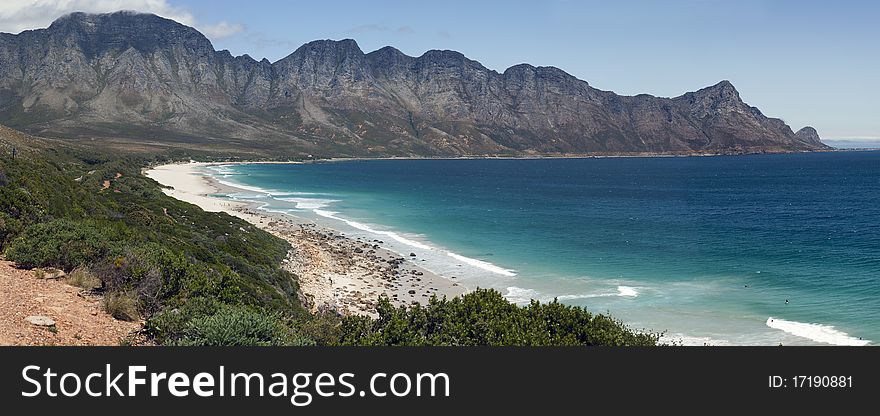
[66,266,102,290]
[175,305,312,346]
[0,212,22,250]
[144,297,222,345]
[104,290,141,321]
[298,313,344,346]
[339,288,659,346]
[4,219,119,270]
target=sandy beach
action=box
[145,162,465,317]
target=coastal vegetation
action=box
[339,290,658,346]
[0,127,658,346]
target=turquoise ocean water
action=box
[204,152,880,345]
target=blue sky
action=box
[2,0,878,139]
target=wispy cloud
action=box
[0,0,243,40]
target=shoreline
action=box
[145,163,466,317]
[144,148,842,171]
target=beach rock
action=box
[26,316,56,327]
[409,252,416,257]
[408,290,416,295]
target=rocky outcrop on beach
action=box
[231,208,464,317]
[0,12,830,156]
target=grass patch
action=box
[103,290,141,321]
[67,266,102,290]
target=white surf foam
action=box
[660,334,734,346]
[617,286,639,298]
[505,287,540,304]
[278,197,340,210]
[215,178,278,195]
[766,317,870,346]
[311,208,517,276]
[207,164,237,176]
[446,252,517,277]
[313,209,434,250]
[555,285,639,300]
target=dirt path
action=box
[0,261,141,345]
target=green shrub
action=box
[4,219,119,270]
[104,290,141,321]
[298,314,344,346]
[144,297,222,345]
[339,288,659,346]
[0,212,23,249]
[175,305,312,346]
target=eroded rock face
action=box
[0,12,830,156]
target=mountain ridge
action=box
[0,11,829,157]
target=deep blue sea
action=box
[205,152,880,345]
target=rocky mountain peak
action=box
[46,11,212,58]
[672,79,748,119]
[288,39,364,59]
[795,126,824,146]
[418,49,477,66]
[698,80,741,100]
[366,45,410,63]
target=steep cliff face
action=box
[0,12,829,157]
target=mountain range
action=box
[0,11,828,157]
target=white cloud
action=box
[0,0,242,39]
[200,21,244,39]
